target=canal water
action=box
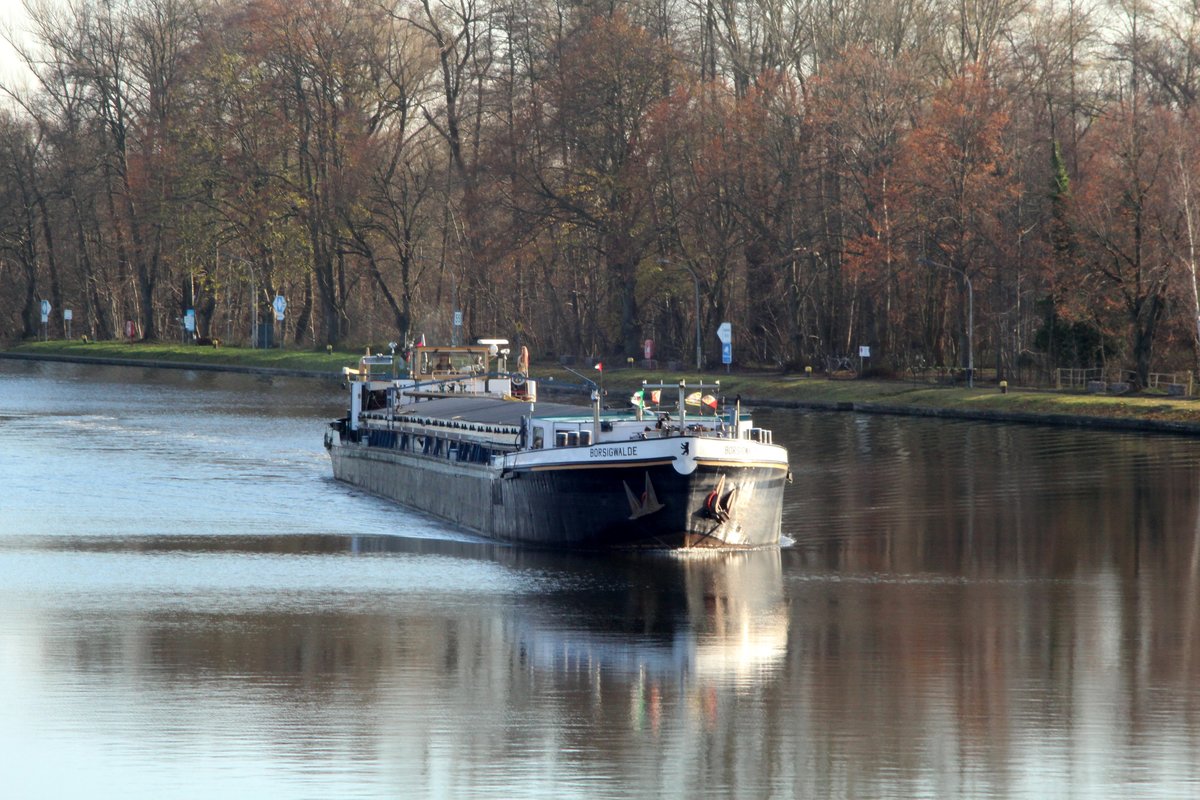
[1,360,1197,799]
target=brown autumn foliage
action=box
[2,0,1200,385]
[1071,101,1188,387]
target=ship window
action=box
[532,426,545,449]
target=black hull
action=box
[328,441,785,549]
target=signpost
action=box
[859,344,870,374]
[453,309,463,346]
[63,309,72,340]
[273,296,286,348]
[40,299,51,341]
[717,322,732,373]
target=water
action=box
[1,360,1198,798]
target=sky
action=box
[1,2,36,95]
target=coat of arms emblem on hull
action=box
[624,472,665,519]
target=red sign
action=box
[643,339,654,359]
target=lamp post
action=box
[919,256,974,388]
[220,249,262,348]
[659,258,702,371]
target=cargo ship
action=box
[324,340,789,548]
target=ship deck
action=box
[393,397,597,426]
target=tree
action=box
[717,71,817,366]
[523,12,678,355]
[890,66,1017,368]
[812,46,924,360]
[0,112,45,338]
[1073,102,1183,387]
[263,0,404,346]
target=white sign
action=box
[717,322,732,344]
[859,345,871,358]
[184,308,196,332]
[63,309,73,321]
[453,310,463,327]
[40,299,51,322]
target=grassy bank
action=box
[5,339,360,374]
[7,339,1200,430]
[548,364,1200,426]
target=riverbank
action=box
[5,340,1200,435]
[0,340,350,378]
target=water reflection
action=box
[513,549,787,684]
[771,412,1200,798]
[777,563,1195,797]
[0,534,788,798]
[7,534,786,686]
[4,361,1200,798]
[781,410,1200,581]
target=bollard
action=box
[999,380,1008,394]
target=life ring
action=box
[704,489,731,523]
[511,372,527,387]
[704,474,730,522]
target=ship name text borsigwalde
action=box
[589,445,638,458]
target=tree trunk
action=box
[1132,294,1164,389]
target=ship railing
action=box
[366,413,521,441]
[633,378,738,431]
[624,420,740,441]
[358,415,523,454]
[357,355,397,378]
[397,372,517,393]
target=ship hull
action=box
[327,436,786,549]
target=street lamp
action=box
[919,256,974,388]
[219,248,263,348]
[659,258,702,371]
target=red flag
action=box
[417,334,426,347]
[594,362,603,372]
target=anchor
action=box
[624,472,666,520]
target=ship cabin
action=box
[520,381,775,452]
[344,339,536,431]
[411,345,492,380]
[403,339,535,403]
